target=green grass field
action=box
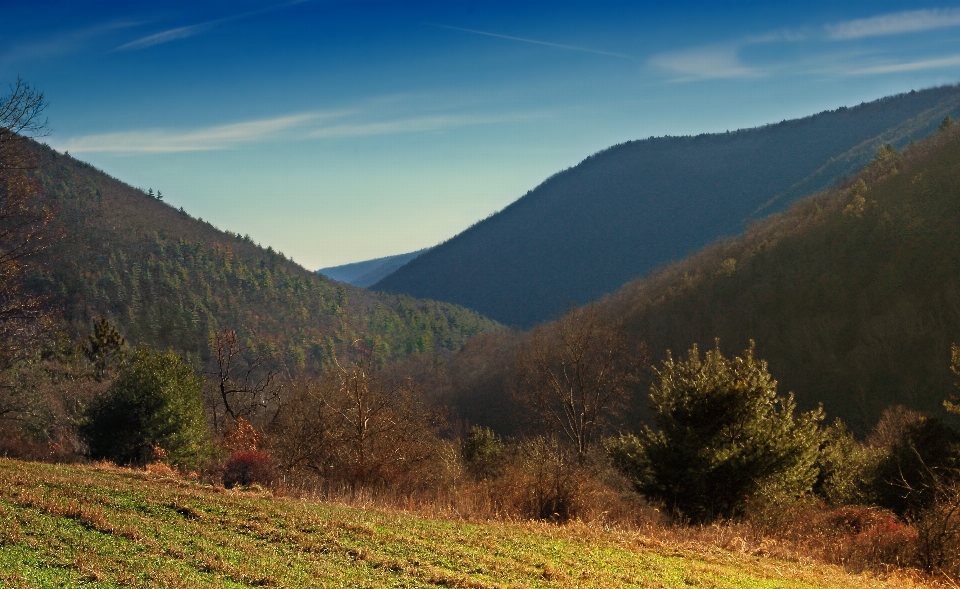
[0,458,926,588]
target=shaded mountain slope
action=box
[376,85,960,328]
[24,143,499,367]
[596,123,960,434]
[319,249,427,288]
[440,124,960,438]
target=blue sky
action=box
[3,1,960,268]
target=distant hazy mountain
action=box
[375,85,960,328]
[319,249,428,288]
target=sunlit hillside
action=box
[0,458,930,589]
[24,142,500,368]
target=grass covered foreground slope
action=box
[376,85,960,328]
[600,123,960,435]
[24,142,499,365]
[0,459,923,589]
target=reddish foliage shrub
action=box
[222,450,277,489]
[0,437,79,463]
[224,418,261,453]
[821,505,917,569]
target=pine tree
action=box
[608,341,823,522]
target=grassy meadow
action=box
[0,458,936,589]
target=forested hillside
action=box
[377,85,960,328]
[24,142,499,368]
[440,121,960,437]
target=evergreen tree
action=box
[608,341,823,522]
[81,347,208,467]
[83,316,127,379]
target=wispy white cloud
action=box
[113,23,215,51]
[849,54,960,75]
[54,107,542,153]
[744,29,807,44]
[425,23,632,59]
[54,113,324,153]
[113,1,307,51]
[308,112,544,139]
[0,21,140,66]
[649,45,759,81]
[826,8,960,40]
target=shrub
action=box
[461,426,506,481]
[609,341,824,523]
[910,485,960,575]
[868,409,960,516]
[814,419,878,506]
[515,437,582,522]
[81,347,209,468]
[222,450,277,489]
[825,505,917,568]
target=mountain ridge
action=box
[376,85,960,328]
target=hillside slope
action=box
[0,458,920,588]
[376,85,960,327]
[24,143,499,366]
[442,124,960,438]
[594,123,960,434]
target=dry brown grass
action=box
[270,474,959,587]
[3,457,951,588]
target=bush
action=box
[458,437,631,524]
[81,347,209,468]
[825,505,917,568]
[868,409,960,516]
[814,419,878,506]
[222,450,277,489]
[609,341,823,523]
[514,437,582,522]
[461,426,506,481]
[911,485,960,575]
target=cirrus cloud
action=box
[827,8,960,40]
[52,107,545,154]
[649,45,760,81]
[53,113,324,153]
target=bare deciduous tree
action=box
[0,78,47,174]
[0,79,56,422]
[208,327,281,432]
[515,306,647,458]
[268,376,336,477]
[317,342,437,487]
